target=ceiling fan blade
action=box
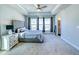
[37,6,47,10]
[34,4,47,10]
[41,6,47,9]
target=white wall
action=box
[0,5,25,50]
[0,20,12,25]
[56,5,79,50]
[0,5,25,34]
[0,5,25,25]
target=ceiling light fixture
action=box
[34,4,41,12]
[37,9,41,12]
[58,16,61,20]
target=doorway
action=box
[57,16,61,36]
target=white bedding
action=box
[18,30,44,42]
[19,30,42,39]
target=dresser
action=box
[1,33,18,50]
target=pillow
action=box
[19,27,28,32]
[7,30,12,34]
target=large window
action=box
[30,17,51,32]
[31,18,37,30]
[39,18,43,31]
[45,18,50,32]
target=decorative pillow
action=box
[7,30,12,34]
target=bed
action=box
[18,28,44,43]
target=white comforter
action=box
[19,30,42,39]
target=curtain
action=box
[50,17,53,32]
[28,17,31,30]
[43,17,45,32]
[37,17,39,30]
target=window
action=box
[45,18,50,32]
[31,18,37,30]
[39,18,43,31]
[30,17,51,31]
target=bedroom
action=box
[0,4,79,55]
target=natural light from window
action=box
[39,18,43,31]
[31,18,37,30]
[45,18,50,32]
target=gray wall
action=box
[56,5,79,50]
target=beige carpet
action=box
[0,33,79,55]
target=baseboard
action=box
[62,37,79,51]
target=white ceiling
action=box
[9,4,70,15]
[20,4,57,13]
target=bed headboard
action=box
[12,20,25,30]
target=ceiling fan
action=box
[34,4,47,11]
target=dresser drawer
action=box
[2,33,18,50]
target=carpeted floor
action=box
[0,33,79,55]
